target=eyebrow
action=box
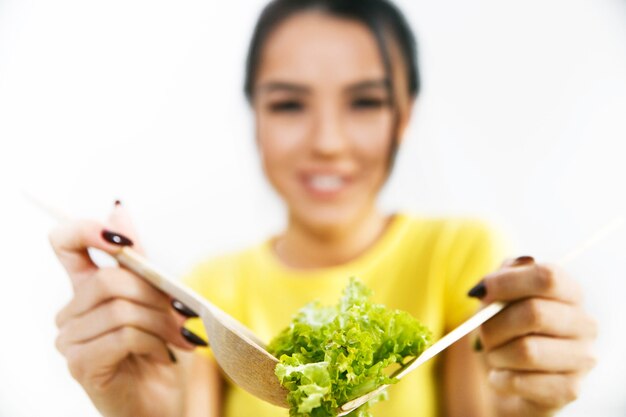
[256,78,391,95]
[346,79,391,93]
[256,82,310,94]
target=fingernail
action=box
[512,255,535,266]
[167,347,177,363]
[468,280,487,298]
[473,336,483,352]
[181,328,208,347]
[172,299,199,318]
[101,229,134,246]
[114,199,122,206]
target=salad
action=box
[268,278,432,417]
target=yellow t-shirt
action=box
[183,213,508,417]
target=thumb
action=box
[106,200,146,255]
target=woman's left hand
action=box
[471,256,598,417]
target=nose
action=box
[310,103,348,158]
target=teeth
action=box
[309,175,344,192]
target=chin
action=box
[294,203,365,235]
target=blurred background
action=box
[0,0,625,416]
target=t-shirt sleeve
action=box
[443,219,511,331]
[181,255,242,358]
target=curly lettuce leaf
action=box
[268,278,432,417]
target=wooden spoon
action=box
[115,247,289,407]
[338,216,624,415]
[27,195,289,408]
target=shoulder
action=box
[398,213,509,271]
[399,212,504,247]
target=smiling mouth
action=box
[302,174,351,196]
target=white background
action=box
[1,0,625,416]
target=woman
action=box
[49,0,597,416]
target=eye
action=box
[351,97,389,110]
[268,100,305,113]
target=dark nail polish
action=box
[468,280,487,298]
[512,255,535,266]
[172,299,199,318]
[181,328,208,347]
[167,347,177,363]
[473,337,483,352]
[101,229,134,246]
[114,200,122,206]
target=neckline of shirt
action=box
[258,212,414,279]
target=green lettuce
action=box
[268,278,432,417]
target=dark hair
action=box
[243,0,420,170]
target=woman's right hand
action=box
[49,203,205,417]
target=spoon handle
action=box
[115,246,208,315]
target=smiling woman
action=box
[44,0,598,417]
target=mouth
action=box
[301,173,352,198]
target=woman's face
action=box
[253,12,411,232]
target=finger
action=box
[55,267,172,327]
[488,369,582,410]
[480,263,583,304]
[64,327,174,382]
[57,299,194,352]
[480,298,598,350]
[49,219,133,288]
[485,336,596,372]
[107,201,146,255]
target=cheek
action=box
[346,111,394,174]
[256,112,310,185]
[259,115,310,148]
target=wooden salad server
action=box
[26,194,289,408]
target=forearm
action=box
[178,349,223,417]
[89,389,182,417]
[442,336,497,417]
